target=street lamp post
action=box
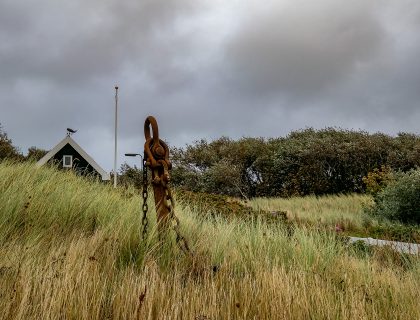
[124,152,144,170]
[125,153,142,158]
[124,153,143,161]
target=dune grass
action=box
[249,195,420,242]
[1,162,419,319]
[249,194,370,231]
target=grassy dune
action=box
[250,194,369,230]
[250,195,420,242]
[1,162,420,319]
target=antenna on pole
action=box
[114,85,119,188]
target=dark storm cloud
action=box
[1,0,420,170]
[225,0,386,99]
[218,0,420,133]
[0,0,197,84]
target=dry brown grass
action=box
[1,162,419,319]
[249,194,369,230]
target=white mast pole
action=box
[114,85,119,188]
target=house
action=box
[36,134,110,181]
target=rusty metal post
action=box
[142,116,192,254]
[143,116,172,231]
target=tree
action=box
[26,146,48,161]
[118,163,142,189]
[171,137,271,198]
[0,124,23,161]
[269,129,396,196]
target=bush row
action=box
[171,128,420,198]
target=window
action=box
[63,155,73,168]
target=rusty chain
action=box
[141,154,149,240]
[142,116,192,256]
[164,182,192,256]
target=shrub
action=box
[362,165,393,195]
[118,163,143,189]
[26,146,48,161]
[0,124,23,161]
[367,169,420,224]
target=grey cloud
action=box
[0,0,198,85]
[225,0,386,100]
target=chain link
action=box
[165,185,192,256]
[141,155,149,241]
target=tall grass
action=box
[1,162,419,319]
[250,195,420,241]
[249,194,370,231]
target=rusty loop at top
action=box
[144,116,171,170]
[144,116,160,146]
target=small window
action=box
[63,155,73,168]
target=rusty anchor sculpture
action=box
[142,116,191,255]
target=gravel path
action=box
[349,237,420,255]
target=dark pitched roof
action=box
[36,136,110,181]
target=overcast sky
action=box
[1,0,420,171]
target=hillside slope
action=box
[0,162,419,319]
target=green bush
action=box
[367,169,420,224]
[362,165,393,195]
[172,129,420,198]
